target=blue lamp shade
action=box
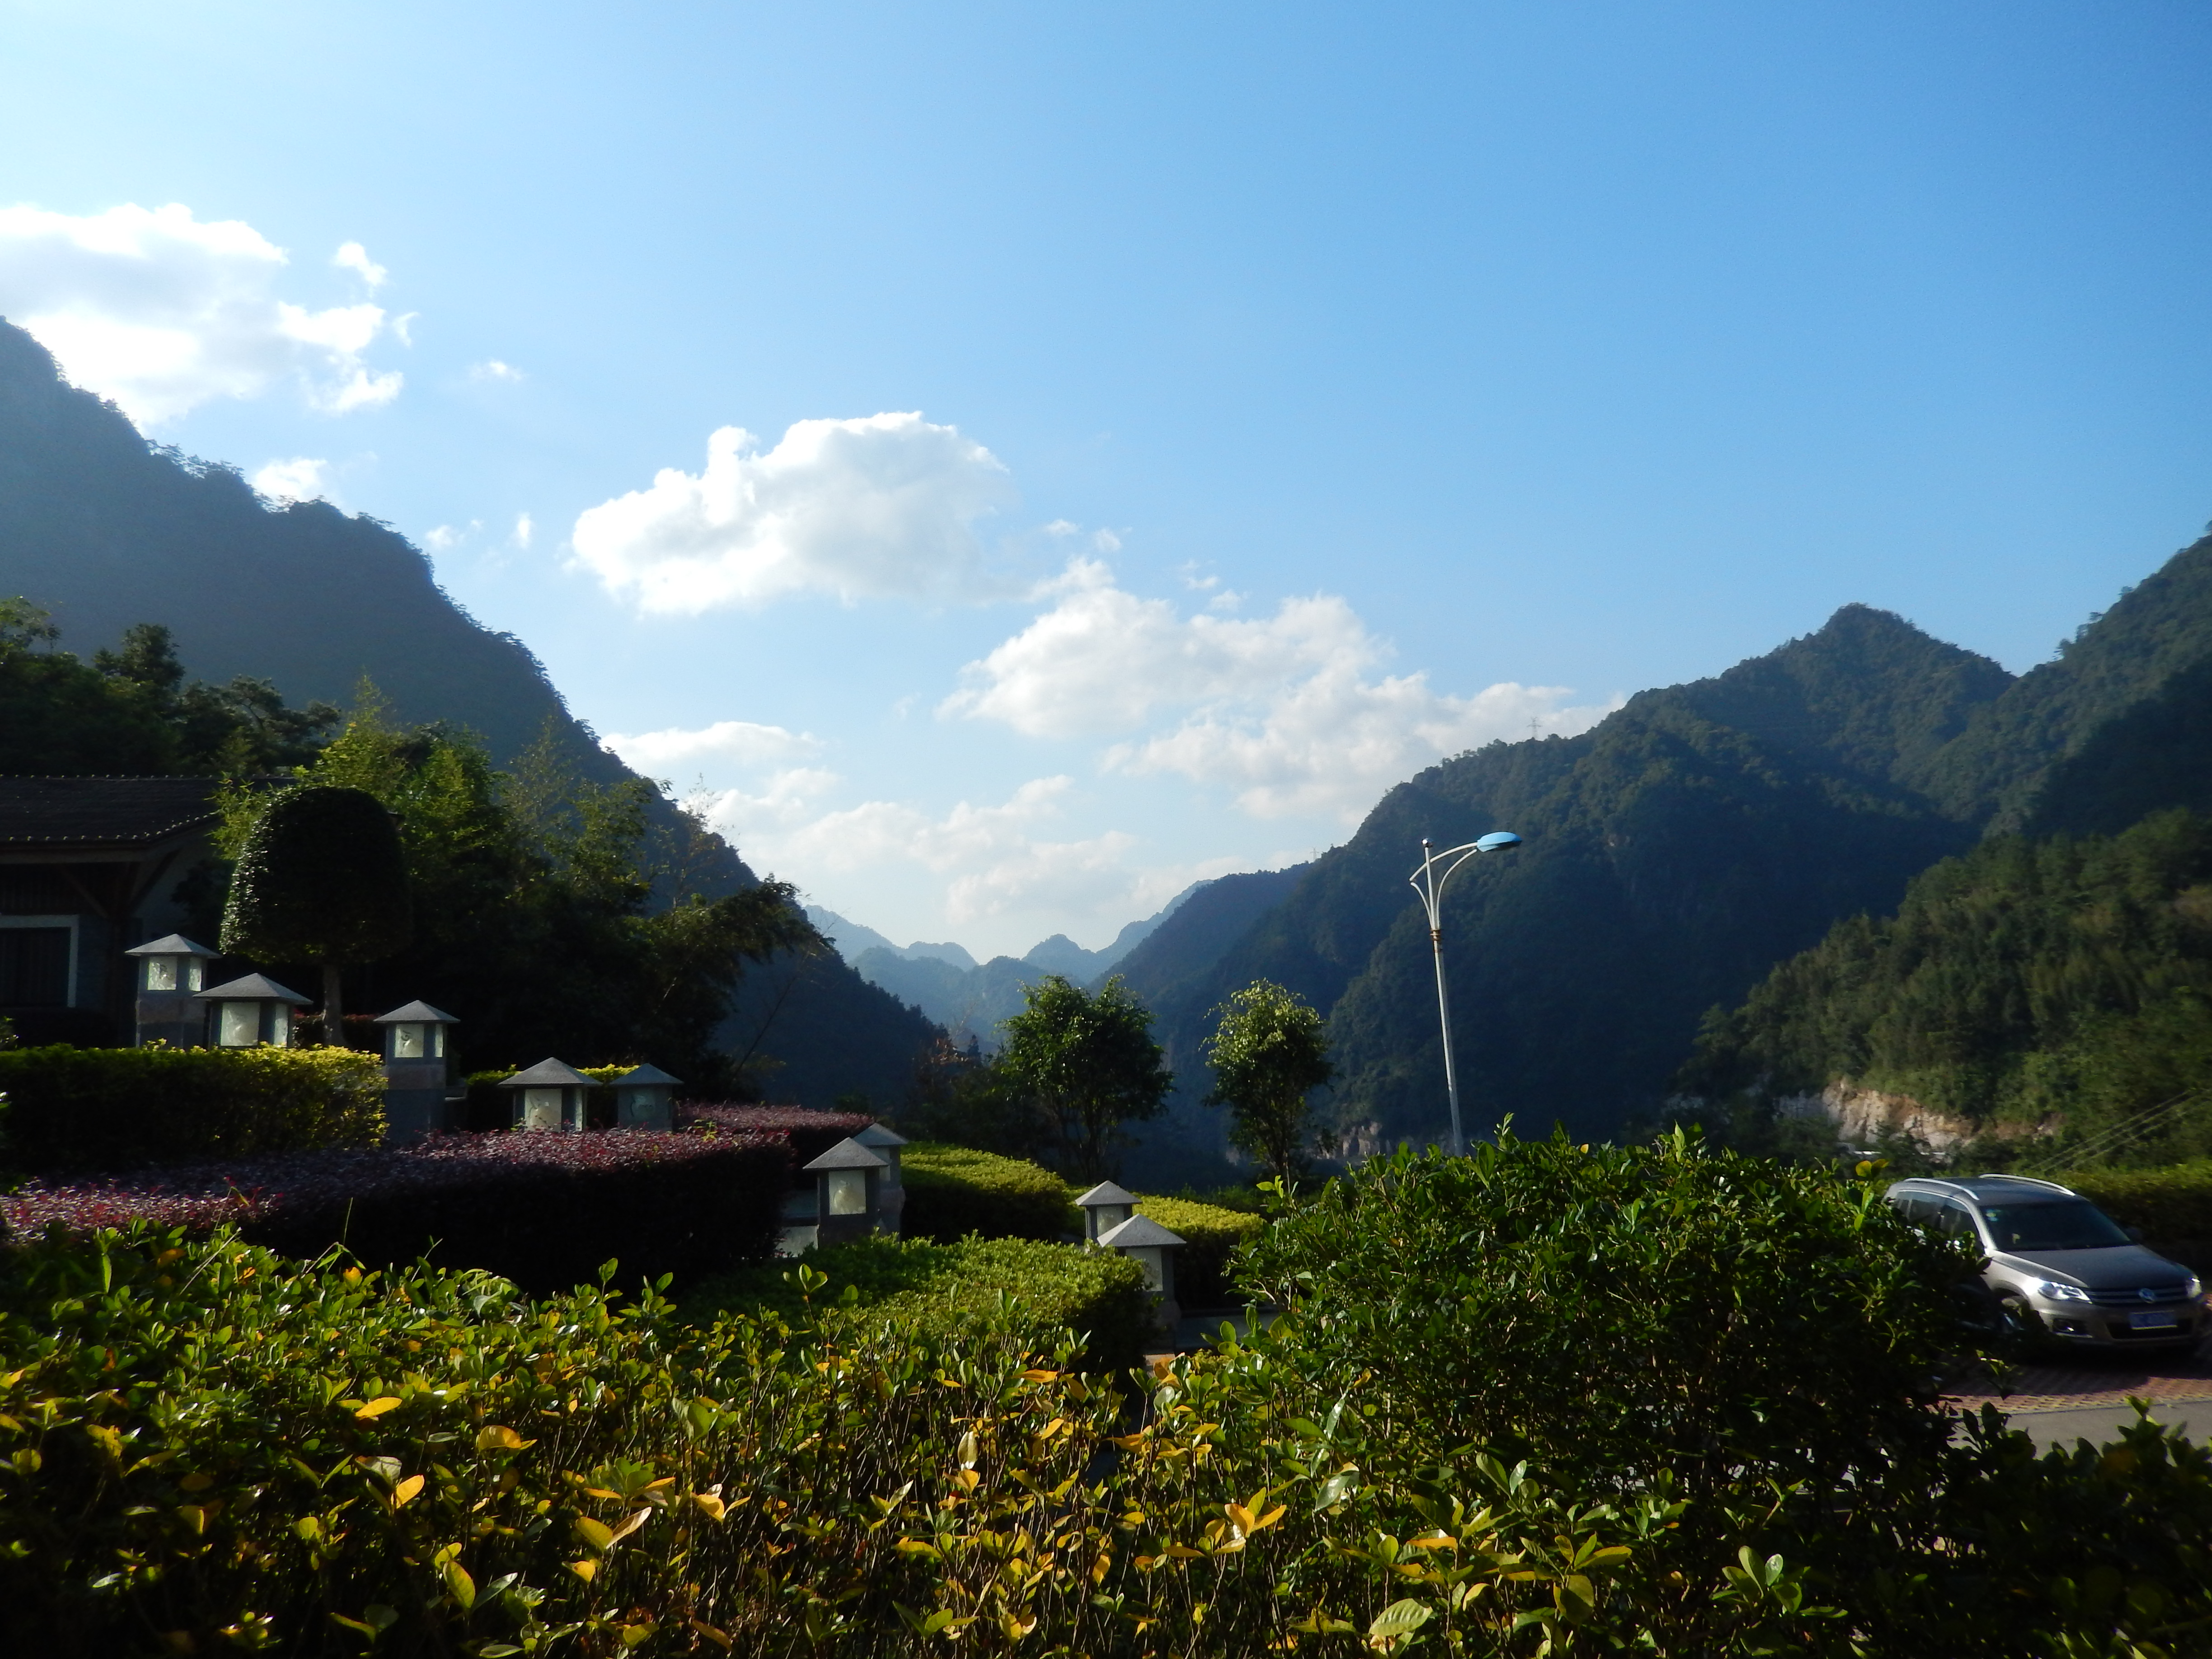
[1474,831,1523,852]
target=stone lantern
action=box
[499,1058,593,1132]
[374,1001,459,1143]
[1096,1211,1187,1331]
[801,1136,890,1247]
[194,973,311,1049]
[610,1063,681,1129]
[853,1122,908,1234]
[125,934,218,1048]
[1074,1180,1139,1245]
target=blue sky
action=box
[3,1,2209,956]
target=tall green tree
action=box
[995,975,1172,1181]
[1204,979,1336,1182]
[219,785,414,1044]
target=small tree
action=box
[220,785,413,1046]
[996,975,1172,1181]
[1204,979,1335,1183]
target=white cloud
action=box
[569,412,1017,613]
[251,456,330,503]
[602,719,822,773]
[0,203,406,423]
[512,511,533,550]
[947,559,1619,821]
[469,358,524,381]
[332,240,387,289]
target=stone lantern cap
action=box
[1095,1213,1185,1250]
[1073,1180,1138,1210]
[853,1122,908,1151]
[802,1137,890,1172]
[193,973,311,1005]
[498,1058,595,1090]
[374,1000,460,1025]
[127,933,217,959]
[612,1063,682,1087]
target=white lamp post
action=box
[611,1063,682,1129]
[373,1000,459,1143]
[801,1136,890,1247]
[1073,1180,1139,1245]
[194,973,311,1049]
[125,934,217,1047]
[1408,831,1523,1157]
[499,1058,594,1132]
[853,1122,908,1233]
[1096,1211,1186,1330]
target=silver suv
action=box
[1885,1174,2204,1350]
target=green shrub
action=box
[2059,1161,2212,1241]
[899,1141,1071,1241]
[1132,1194,1264,1309]
[0,1043,384,1172]
[4,1224,2207,1656]
[684,1232,1153,1373]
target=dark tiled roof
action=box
[0,777,224,848]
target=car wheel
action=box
[1995,1290,2044,1343]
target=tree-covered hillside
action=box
[1130,536,2212,1159]
[1678,810,2212,1158]
[0,317,941,1106]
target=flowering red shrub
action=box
[681,1103,872,1169]
[0,1129,790,1293]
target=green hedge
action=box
[683,1232,1153,1371]
[0,1044,383,1173]
[1134,1194,1266,1309]
[2061,1162,2212,1242]
[900,1142,1073,1241]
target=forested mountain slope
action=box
[1134,537,2212,1162]
[1679,809,2212,1158]
[0,318,936,1107]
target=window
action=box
[216,1003,260,1047]
[0,917,76,1007]
[521,1088,563,1130]
[391,1023,426,1059]
[826,1168,869,1216]
[1980,1200,2129,1253]
[144,957,177,992]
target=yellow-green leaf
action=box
[353,1397,403,1421]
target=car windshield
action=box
[1980,1200,2131,1252]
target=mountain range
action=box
[0,317,935,1107]
[806,893,1200,1046]
[1105,539,2212,1183]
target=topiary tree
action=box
[220,785,412,1047]
[1203,979,1335,1183]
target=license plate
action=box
[2130,1309,2179,1329]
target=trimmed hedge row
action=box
[682,1103,873,1169]
[0,1129,789,1292]
[683,1231,1155,1372]
[900,1142,1073,1241]
[1133,1194,1266,1309]
[0,1044,384,1173]
[2062,1162,2212,1243]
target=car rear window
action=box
[1979,1200,2130,1252]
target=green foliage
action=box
[993,974,1172,1180]
[220,784,415,965]
[1682,809,2212,1148]
[0,600,337,775]
[209,705,815,1081]
[685,1233,1154,1373]
[5,1218,2210,1654]
[0,1044,384,1173]
[898,1142,1072,1242]
[1204,979,1335,1181]
[1239,1131,1984,1514]
[1129,1194,1264,1310]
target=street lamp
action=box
[1408,831,1523,1156]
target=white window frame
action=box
[0,915,80,1008]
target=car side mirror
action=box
[2127,1225,2146,1244]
